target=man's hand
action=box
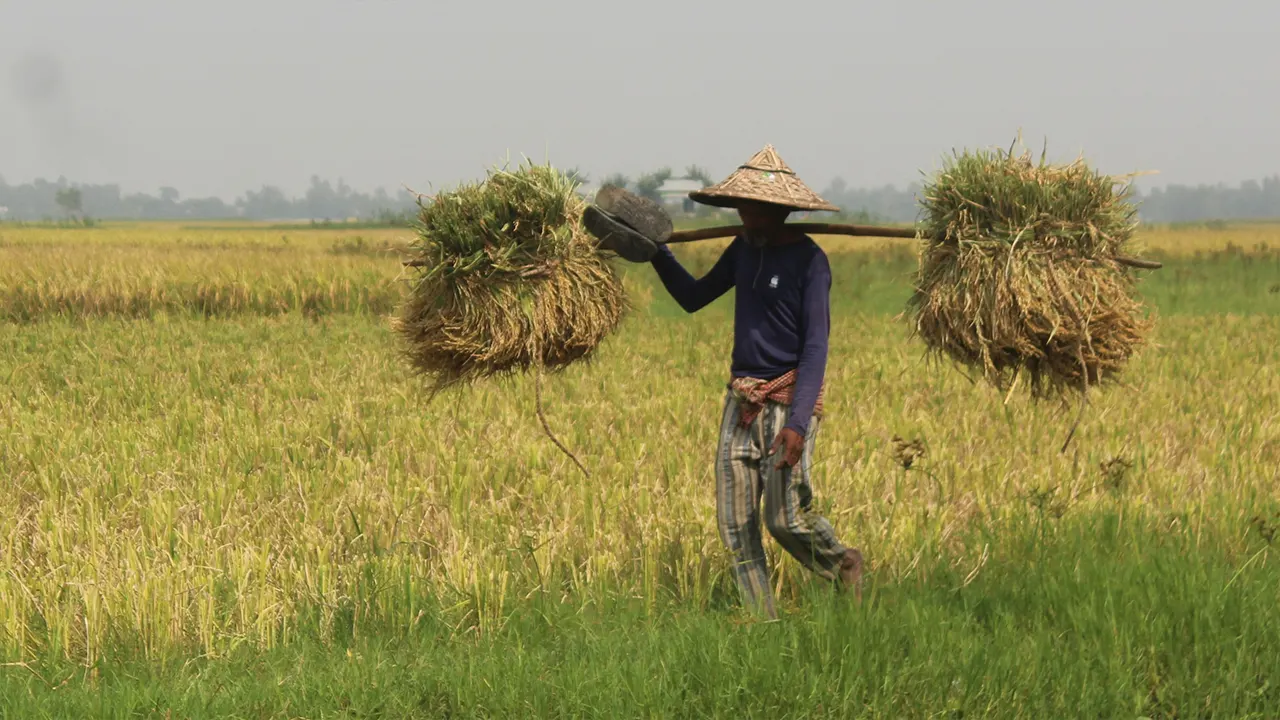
[770,428,805,469]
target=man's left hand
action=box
[770,428,805,469]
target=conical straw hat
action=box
[688,144,840,212]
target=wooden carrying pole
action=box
[660,223,1163,270]
[404,221,1163,270]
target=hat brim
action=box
[687,190,839,213]
[687,163,841,213]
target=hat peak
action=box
[741,144,793,174]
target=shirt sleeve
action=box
[785,249,831,437]
[649,239,737,313]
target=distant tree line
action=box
[1129,177,1280,223]
[0,175,419,223]
[817,175,1280,224]
[3,171,1280,225]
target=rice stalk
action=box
[392,161,628,476]
[393,161,627,394]
[907,142,1155,398]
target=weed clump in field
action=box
[394,162,628,393]
[907,143,1154,397]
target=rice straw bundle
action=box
[907,143,1155,399]
[394,162,627,396]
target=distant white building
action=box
[575,178,714,216]
[0,206,8,217]
[656,178,707,214]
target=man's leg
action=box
[714,392,775,619]
[761,404,856,585]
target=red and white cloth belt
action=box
[728,369,825,429]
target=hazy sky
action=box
[2,0,1277,200]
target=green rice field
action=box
[1,221,1278,717]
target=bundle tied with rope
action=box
[907,142,1155,409]
[393,162,628,476]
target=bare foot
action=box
[839,548,864,603]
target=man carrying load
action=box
[642,145,865,619]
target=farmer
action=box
[647,145,864,618]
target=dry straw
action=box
[393,162,628,474]
[907,141,1155,405]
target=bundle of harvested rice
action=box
[907,143,1154,398]
[394,162,627,395]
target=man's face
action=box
[736,201,791,231]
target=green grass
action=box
[1145,247,1280,315]
[3,515,1277,717]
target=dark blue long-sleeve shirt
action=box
[650,236,831,436]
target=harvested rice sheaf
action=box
[394,162,627,392]
[907,145,1155,397]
